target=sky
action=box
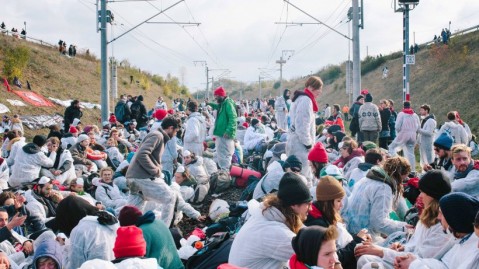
[4,0,479,93]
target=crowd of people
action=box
[0,75,478,269]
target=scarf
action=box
[304,88,319,112]
[402,108,414,115]
[289,254,310,269]
[333,148,364,168]
[308,203,323,219]
[454,161,475,179]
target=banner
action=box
[21,114,64,130]
[12,90,55,107]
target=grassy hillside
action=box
[0,34,189,137]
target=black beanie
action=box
[291,226,328,266]
[282,155,302,171]
[439,192,479,234]
[365,93,373,102]
[277,172,312,206]
[418,170,451,200]
[33,135,47,147]
[251,119,259,127]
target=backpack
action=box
[114,102,126,122]
[209,170,232,194]
[130,102,141,121]
[186,232,234,269]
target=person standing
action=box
[209,87,237,170]
[437,111,468,145]
[183,101,206,157]
[275,89,290,130]
[378,99,391,149]
[287,76,323,186]
[417,104,437,171]
[130,95,148,129]
[63,100,82,133]
[125,117,179,226]
[349,95,365,140]
[358,93,381,143]
[342,104,350,121]
[388,101,420,173]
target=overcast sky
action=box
[4,0,479,93]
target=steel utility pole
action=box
[276,50,294,93]
[352,0,361,102]
[100,0,109,122]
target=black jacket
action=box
[64,105,82,131]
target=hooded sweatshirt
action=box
[32,239,63,269]
[10,143,55,187]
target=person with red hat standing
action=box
[287,76,324,187]
[209,86,237,170]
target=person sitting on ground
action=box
[109,128,133,156]
[243,118,269,153]
[104,137,124,170]
[70,134,98,174]
[393,192,479,269]
[308,142,329,184]
[69,178,97,206]
[25,177,63,224]
[0,208,33,266]
[173,165,196,200]
[346,148,383,190]
[32,239,63,269]
[183,150,210,204]
[10,114,23,134]
[356,170,453,269]
[95,167,127,214]
[229,172,312,269]
[53,196,119,269]
[305,176,370,269]
[0,191,46,236]
[41,137,77,186]
[85,138,108,171]
[423,132,454,176]
[6,130,26,168]
[117,206,186,268]
[448,144,479,198]
[252,155,305,201]
[343,157,411,242]
[61,126,79,150]
[10,135,56,188]
[289,226,340,269]
[333,139,364,180]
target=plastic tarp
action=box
[22,114,64,130]
[0,103,10,114]
[49,97,101,110]
[12,90,55,107]
[6,99,26,106]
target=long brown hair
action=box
[420,199,440,228]
[313,200,342,225]
[263,194,304,234]
[383,156,411,202]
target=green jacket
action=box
[209,97,237,138]
[140,220,184,269]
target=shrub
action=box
[3,46,30,81]
[361,56,386,75]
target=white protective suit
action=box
[0,158,9,190]
[66,216,119,269]
[252,161,285,200]
[286,95,316,185]
[243,126,267,151]
[357,221,454,269]
[228,200,295,269]
[6,137,26,167]
[10,144,56,187]
[407,232,478,269]
[417,115,437,170]
[438,121,469,145]
[274,96,288,130]
[186,157,210,203]
[40,149,77,185]
[183,112,207,157]
[388,111,420,172]
[95,182,128,211]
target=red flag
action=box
[3,78,11,92]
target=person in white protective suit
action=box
[183,100,206,157]
[388,101,420,173]
[275,89,291,130]
[417,104,437,172]
[286,76,323,186]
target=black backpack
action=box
[130,102,141,121]
[114,102,126,122]
[186,232,233,269]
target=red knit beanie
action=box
[214,86,227,97]
[308,142,328,163]
[69,126,78,134]
[118,206,142,226]
[113,226,146,259]
[154,109,168,121]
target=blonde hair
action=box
[420,199,440,228]
[100,167,113,176]
[305,76,323,90]
[380,99,390,107]
[451,144,471,157]
[47,137,60,145]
